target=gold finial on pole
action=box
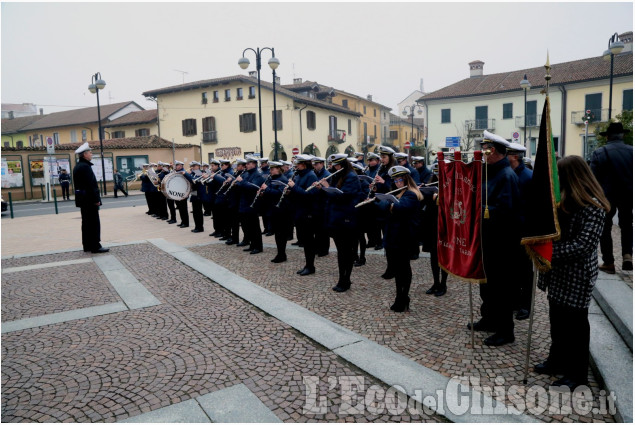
[544,51,551,96]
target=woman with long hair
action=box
[376,166,423,312]
[321,154,363,292]
[535,155,610,390]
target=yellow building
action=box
[142,75,361,162]
[103,110,159,139]
[388,114,424,151]
[2,115,45,148]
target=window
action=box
[390,130,399,140]
[329,116,338,139]
[202,92,208,104]
[239,113,257,132]
[208,153,215,163]
[53,133,60,145]
[135,128,150,137]
[272,110,282,130]
[373,109,376,117]
[112,131,125,139]
[202,116,217,142]
[224,89,231,101]
[249,86,256,99]
[526,100,537,126]
[584,93,602,122]
[348,119,352,135]
[623,89,633,111]
[475,106,488,129]
[213,91,219,103]
[503,103,513,119]
[363,106,367,114]
[182,118,197,136]
[374,125,377,138]
[363,122,367,139]
[4,141,9,148]
[16,141,23,148]
[237,88,243,100]
[81,130,87,141]
[70,130,77,142]
[441,109,451,123]
[342,99,348,109]
[306,111,316,130]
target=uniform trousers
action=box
[176,199,189,226]
[272,212,291,257]
[240,212,262,250]
[296,216,316,269]
[80,205,102,251]
[429,244,448,286]
[211,203,221,233]
[386,247,412,303]
[144,192,154,214]
[547,301,590,383]
[600,197,633,264]
[315,213,330,255]
[166,198,176,220]
[191,197,204,230]
[332,228,357,287]
[61,182,70,200]
[479,271,514,337]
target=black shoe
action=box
[534,361,563,376]
[161,217,169,220]
[167,219,177,224]
[210,231,221,237]
[243,247,253,252]
[287,236,293,241]
[426,284,439,295]
[151,214,159,218]
[353,258,366,267]
[332,284,350,293]
[90,247,110,254]
[219,236,230,241]
[317,252,329,257]
[203,213,211,216]
[237,241,249,247]
[298,267,315,276]
[264,232,274,237]
[393,297,410,312]
[191,228,204,233]
[249,249,262,255]
[483,333,515,346]
[381,271,395,280]
[271,255,287,263]
[515,309,530,321]
[291,241,301,246]
[467,320,496,332]
[146,211,153,215]
[434,287,447,297]
[374,244,383,251]
[552,377,587,391]
[178,223,187,228]
[225,239,237,245]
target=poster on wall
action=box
[43,158,71,181]
[91,156,113,182]
[30,159,45,186]
[1,158,24,188]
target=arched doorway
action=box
[268,143,287,161]
[303,143,321,157]
[344,144,355,156]
[325,145,339,157]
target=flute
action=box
[355,186,406,208]
[306,168,344,192]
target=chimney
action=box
[248,71,257,78]
[8,111,14,120]
[619,31,633,53]
[367,95,373,101]
[39,108,44,115]
[469,60,484,77]
[293,78,303,84]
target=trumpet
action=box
[306,168,343,192]
[355,186,406,208]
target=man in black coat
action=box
[72,142,109,254]
[590,122,633,272]
[236,156,265,254]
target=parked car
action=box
[1,197,7,212]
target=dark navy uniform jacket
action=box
[214,168,234,206]
[405,164,421,184]
[324,170,362,231]
[262,174,289,216]
[140,173,157,193]
[237,167,265,214]
[513,161,533,227]
[73,157,100,208]
[289,168,318,220]
[375,164,392,194]
[376,189,421,250]
[365,164,380,179]
[416,165,432,185]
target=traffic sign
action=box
[292,147,300,155]
[445,137,461,148]
[404,141,411,149]
[46,137,55,155]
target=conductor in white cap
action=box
[72,142,109,253]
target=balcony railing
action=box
[202,131,217,143]
[464,118,495,132]
[515,114,542,128]
[327,129,347,144]
[571,109,610,125]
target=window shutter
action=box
[239,115,244,132]
[182,120,186,135]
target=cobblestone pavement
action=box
[1,244,444,423]
[192,239,617,423]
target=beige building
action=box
[103,110,158,140]
[142,75,361,162]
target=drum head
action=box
[162,173,191,201]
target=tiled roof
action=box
[20,101,143,131]
[103,109,158,128]
[1,135,197,152]
[283,80,392,110]
[1,115,46,134]
[143,75,361,117]
[420,52,633,102]
[2,103,38,113]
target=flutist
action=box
[261,161,291,263]
[188,161,205,233]
[235,156,265,255]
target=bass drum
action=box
[161,173,192,201]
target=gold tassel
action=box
[484,206,489,219]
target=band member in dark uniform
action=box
[173,161,190,228]
[312,157,331,257]
[188,161,205,233]
[201,162,213,217]
[72,142,108,253]
[287,154,318,276]
[412,156,432,184]
[206,160,222,236]
[375,166,423,311]
[236,156,265,254]
[215,159,239,243]
[157,162,173,222]
[259,158,273,236]
[58,168,71,200]
[321,154,362,292]
[421,162,447,297]
[395,153,420,184]
[139,164,156,215]
[260,161,291,262]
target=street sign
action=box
[445,137,461,148]
[512,131,520,143]
[46,137,55,155]
[404,141,411,149]
[292,147,300,155]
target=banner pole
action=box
[469,283,475,349]
[523,265,539,384]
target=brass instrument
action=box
[306,168,343,192]
[355,185,405,208]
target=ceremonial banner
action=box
[520,96,560,271]
[437,151,486,283]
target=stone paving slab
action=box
[119,399,210,423]
[197,383,282,423]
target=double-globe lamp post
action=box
[603,33,624,121]
[88,73,107,195]
[520,74,531,154]
[238,48,280,160]
[402,104,422,161]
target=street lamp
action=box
[603,33,625,121]
[239,47,280,160]
[520,74,531,154]
[88,72,107,195]
[402,104,422,159]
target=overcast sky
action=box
[1,2,632,115]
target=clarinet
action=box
[276,171,298,208]
[250,175,272,208]
[366,164,386,199]
[223,170,244,194]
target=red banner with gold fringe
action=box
[437,151,486,283]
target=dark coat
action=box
[376,189,421,250]
[289,168,318,220]
[513,161,533,227]
[419,185,439,252]
[140,173,157,193]
[405,164,421,184]
[238,167,265,213]
[416,165,432,184]
[366,163,380,179]
[73,157,101,208]
[590,137,633,201]
[262,174,289,216]
[324,170,361,231]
